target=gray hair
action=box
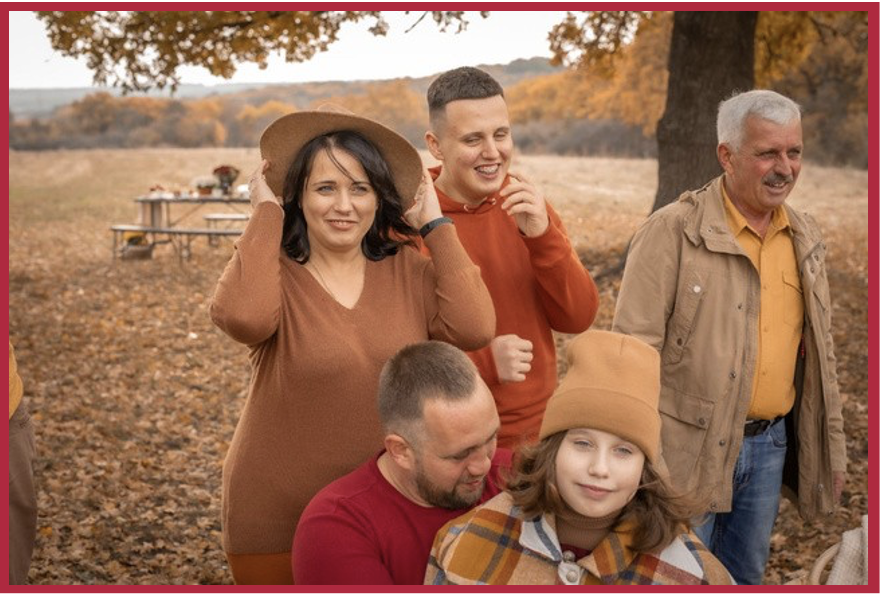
[717,90,801,151]
[377,341,478,441]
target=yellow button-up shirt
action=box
[722,186,804,419]
[9,341,23,419]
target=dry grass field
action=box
[9,148,869,585]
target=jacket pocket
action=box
[802,242,830,314]
[811,275,831,318]
[783,270,804,327]
[658,388,714,486]
[665,269,708,364]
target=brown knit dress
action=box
[210,202,495,558]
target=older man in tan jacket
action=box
[613,90,845,585]
[9,341,37,584]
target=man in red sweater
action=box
[292,341,511,585]
[424,67,599,449]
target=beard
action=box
[413,462,485,510]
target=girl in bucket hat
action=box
[426,330,733,586]
[211,104,495,584]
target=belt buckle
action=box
[744,418,772,437]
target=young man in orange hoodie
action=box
[423,67,599,449]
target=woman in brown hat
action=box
[210,104,495,584]
[426,330,733,585]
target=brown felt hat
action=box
[259,103,423,209]
[539,330,661,463]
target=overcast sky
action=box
[8,10,570,89]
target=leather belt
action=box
[743,416,782,437]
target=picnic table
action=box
[112,193,251,261]
[135,193,250,227]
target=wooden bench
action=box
[203,213,250,245]
[204,213,250,224]
[110,224,242,261]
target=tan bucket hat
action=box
[259,103,423,210]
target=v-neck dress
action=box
[210,202,495,555]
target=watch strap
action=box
[419,217,454,238]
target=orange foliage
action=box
[319,80,427,144]
[583,12,671,134]
[507,13,670,134]
[234,100,297,146]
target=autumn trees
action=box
[547,10,870,212]
[24,10,871,179]
[35,11,487,91]
[10,93,228,149]
[766,12,870,166]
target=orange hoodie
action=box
[426,167,599,448]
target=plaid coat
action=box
[426,492,733,585]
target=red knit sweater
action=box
[429,167,599,448]
[292,448,512,585]
[210,202,495,555]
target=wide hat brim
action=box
[259,104,423,210]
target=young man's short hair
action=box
[427,67,504,128]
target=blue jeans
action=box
[693,418,786,585]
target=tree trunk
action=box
[651,11,758,213]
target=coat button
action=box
[729,371,737,379]
[719,439,726,446]
[698,418,706,426]
[693,285,702,293]
[676,338,683,346]
[710,502,718,511]
[737,303,743,310]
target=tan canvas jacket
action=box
[613,175,845,520]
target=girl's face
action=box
[554,428,645,519]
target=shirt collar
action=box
[518,510,638,583]
[721,179,791,239]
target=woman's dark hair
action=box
[280,130,417,262]
[507,431,704,554]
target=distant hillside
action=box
[7,54,657,159]
[9,57,561,119]
[9,83,269,119]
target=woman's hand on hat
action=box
[500,171,549,237]
[404,170,444,230]
[249,160,280,209]
[491,334,534,383]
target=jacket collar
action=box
[519,511,638,583]
[681,175,823,260]
[681,176,743,256]
[785,202,824,260]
